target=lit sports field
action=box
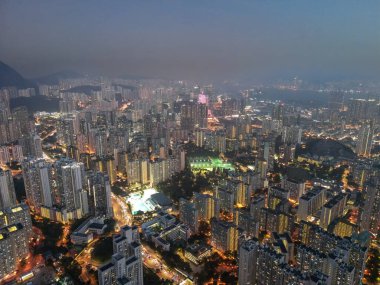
[189,157,234,171]
[126,188,158,215]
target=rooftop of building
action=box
[270,186,289,193]
[112,253,125,261]
[186,243,212,256]
[283,177,306,184]
[98,261,114,272]
[125,256,139,266]
[88,222,107,230]
[117,277,132,285]
[323,192,347,208]
[300,187,325,201]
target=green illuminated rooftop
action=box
[189,157,234,171]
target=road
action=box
[56,224,70,247]
[111,193,186,284]
[75,238,100,284]
[111,193,132,229]
[0,253,45,284]
[142,244,186,284]
[72,193,133,284]
[73,193,186,284]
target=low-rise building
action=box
[184,243,212,265]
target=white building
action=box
[98,225,143,285]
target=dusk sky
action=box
[1,0,380,82]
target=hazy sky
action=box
[1,0,380,82]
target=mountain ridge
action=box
[0,61,37,89]
[32,70,84,85]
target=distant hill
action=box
[0,61,36,89]
[10,95,59,113]
[260,88,328,108]
[62,85,101,95]
[118,73,153,80]
[112,83,138,91]
[297,138,355,160]
[33,70,84,85]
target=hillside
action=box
[0,61,36,89]
[33,70,84,85]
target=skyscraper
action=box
[297,187,326,221]
[194,192,220,221]
[0,169,17,209]
[0,223,30,279]
[149,158,169,186]
[267,186,289,210]
[55,158,89,219]
[179,198,199,234]
[0,146,10,165]
[180,101,208,130]
[356,123,373,157]
[12,106,33,137]
[249,195,264,218]
[98,225,143,285]
[361,177,380,234]
[0,166,32,280]
[281,177,305,202]
[238,238,260,285]
[210,218,238,252]
[0,204,32,236]
[22,158,54,213]
[57,114,79,148]
[21,133,43,158]
[86,171,113,217]
[320,193,347,230]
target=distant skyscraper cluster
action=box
[0,74,379,285]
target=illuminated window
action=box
[11,207,23,213]
[7,226,18,232]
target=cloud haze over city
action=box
[1,0,380,81]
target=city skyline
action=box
[0,2,379,285]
